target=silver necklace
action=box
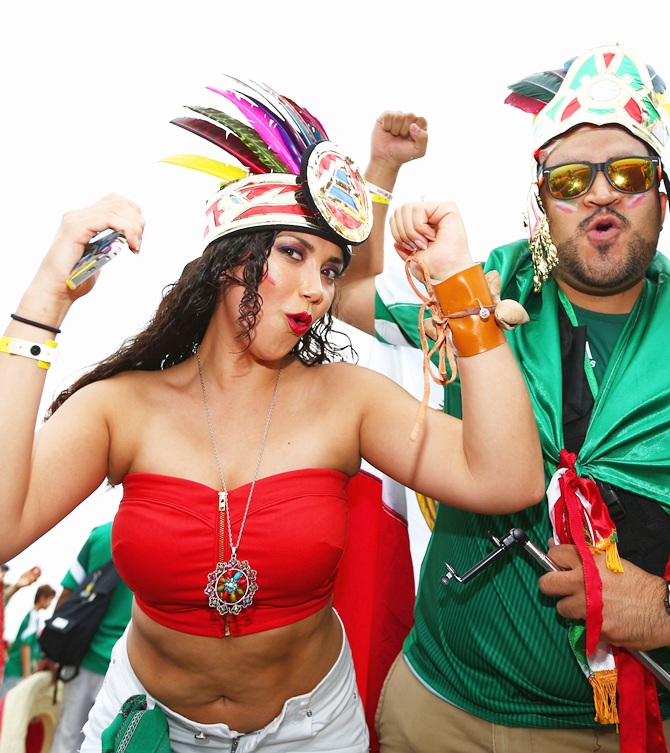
[197,348,282,622]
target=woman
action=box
[0,81,544,751]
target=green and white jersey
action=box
[374,243,670,727]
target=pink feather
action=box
[208,87,300,173]
[504,91,547,115]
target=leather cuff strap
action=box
[434,265,506,357]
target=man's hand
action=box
[370,111,428,171]
[539,541,670,651]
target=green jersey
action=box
[375,240,670,727]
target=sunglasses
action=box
[540,156,661,200]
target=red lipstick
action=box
[286,312,312,336]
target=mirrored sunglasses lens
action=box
[608,158,655,193]
[547,164,594,198]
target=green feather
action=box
[507,69,565,104]
[185,105,289,173]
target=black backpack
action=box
[39,558,120,682]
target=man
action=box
[0,583,55,698]
[339,45,670,752]
[49,521,133,753]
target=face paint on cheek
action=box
[262,259,278,286]
[263,254,284,286]
[553,202,578,215]
[263,271,277,285]
[626,194,647,208]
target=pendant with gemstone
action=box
[205,556,258,616]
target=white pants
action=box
[82,616,368,752]
[50,666,105,753]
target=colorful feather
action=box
[185,105,289,173]
[208,87,300,173]
[223,75,310,152]
[249,79,316,149]
[159,154,247,183]
[503,91,547,115]
[282,96,329,142]
[169,77,333,186]
[507,69,566,105]
[170,116,266,174]
[217,85,306,168]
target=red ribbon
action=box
[617,648,668,753]
[555,449,611,654]
[554,450,668,751]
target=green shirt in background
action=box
[4,608,41,678]
[60,522,133,675]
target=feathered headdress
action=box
[505,45,670,159]
[161,76,373,263]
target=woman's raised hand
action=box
[29,193,145,308]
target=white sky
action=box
[2,0,670,639]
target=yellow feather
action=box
[159,154,248,182]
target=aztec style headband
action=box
[505,44,670,289]
[161,77,374,265]
[508,45,670,159]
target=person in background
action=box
[335,110,428,331]
[338,44,670,753]
[0,584,55,699]
[48,521,133,753]
[0,563,41,677]
[1,564,42,609]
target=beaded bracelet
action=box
[0,337,58,369]
[10,314,61,334]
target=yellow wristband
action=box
[368,183,393,205]
[0,337,58,369]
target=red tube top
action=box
[112,468,349,638]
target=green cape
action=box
[486,240,670,511]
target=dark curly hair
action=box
[46,229,356,417]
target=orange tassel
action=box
[591,533,624,573]
[590,668,620,728]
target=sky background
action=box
[2,1,670,638]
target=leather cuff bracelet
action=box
[433,265,507,357]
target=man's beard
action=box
[555,208,659,293]
[556,233,657,292]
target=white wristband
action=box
[368,183,393,205]
[0,337,58,369]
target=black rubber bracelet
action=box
[664,580,670,617]
[10,314,61,334]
